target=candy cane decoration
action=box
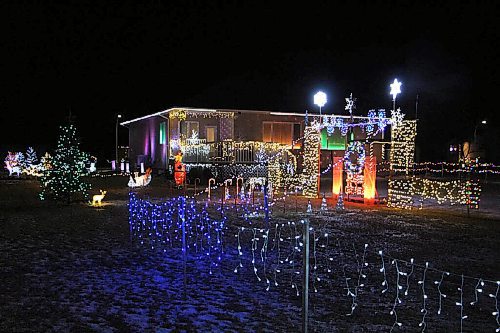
[208,178,215,201]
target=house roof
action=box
[119,106,390,126]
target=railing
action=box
[182,141,290,164]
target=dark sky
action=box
[1,1,498,161]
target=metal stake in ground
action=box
[194,178,200,199]
[302,218,310,333]
[179,196,187,300]
[264,178,269,229]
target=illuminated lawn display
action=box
[0,82,496,332]
[127,189,499,332]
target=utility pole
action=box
[415,94,419,120]
[116,114,122,168]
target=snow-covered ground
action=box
[0,176,498,332]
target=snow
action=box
[0,177,499,332]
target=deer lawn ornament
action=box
[5,161,21,177]
[92,190,107,206]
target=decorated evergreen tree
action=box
[306,199,313,213]
[335,193,345,211]
[320,194,328,212]
[25,146,38,166]
[40,152,52,171]
[39,123,91,203]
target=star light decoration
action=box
[390,79,402,101]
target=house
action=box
[120,107,388,180]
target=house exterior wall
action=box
[172,116,224,141]
[128,116,168,172]
[234,112,304,142]
[124,108,388,173]
[319,124,386,166]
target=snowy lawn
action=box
[0,176,499,332]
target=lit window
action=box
[159,122,166,144]
[206,126,217,142]
[262,122,293,145]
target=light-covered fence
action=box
[128,193,499,332]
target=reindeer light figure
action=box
[5,162,21,177]
[92,190,107,206]
[4,151,22,177]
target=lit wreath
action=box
[344,141,366,174]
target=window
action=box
[320,128,346,150]
[293,123,302,148]
[159,122,166,144]
[263,122,294,145]
[183,121,199,139]
[206,126,217,142]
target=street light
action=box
[390,78,402,111]
[116,114,122,169]
[314,91,327,116]
[473,119,487,144]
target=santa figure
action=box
[174,150,186,188]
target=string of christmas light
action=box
[387,175,482,210]
[418,262,429,332]
[350,244,368,315]
[404,258,414,296]
[491,281,499,332]
[302,125,321,198]
[312,230,319,293]
[39,124,91,202]
[470,278,484,306]
[436,271,449,315]
[390,259,403,331]
[129,196,499,331]
[379,250,389,294]
[457,274,467,332]
[340,240,356,315]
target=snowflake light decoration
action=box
[345,93,356,115]
[391,108,405,130]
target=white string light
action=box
[404,258,414,296]
[435,271,450,315]
[234,227,243,273]
[350,244,368,315]
[129,195,499,331]
[470,278,484,306]
[418,262,429,332]
[312,230,319,293]
[390,259,403,331]
[251,228,261,282]
[379,250,389,294]
[261,229,270,291]
[490,281,499,332]
[456,274,467,332]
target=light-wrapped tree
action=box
[25,146,38,166]
[39,124,91,203]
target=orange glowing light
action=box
[332,157,343,196]
[363,156,377,204]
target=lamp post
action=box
[314,91,327,116]
[116,114,122,170]
[390,79,402,112]
[473,120,487,144]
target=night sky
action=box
[1,1,498,162]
